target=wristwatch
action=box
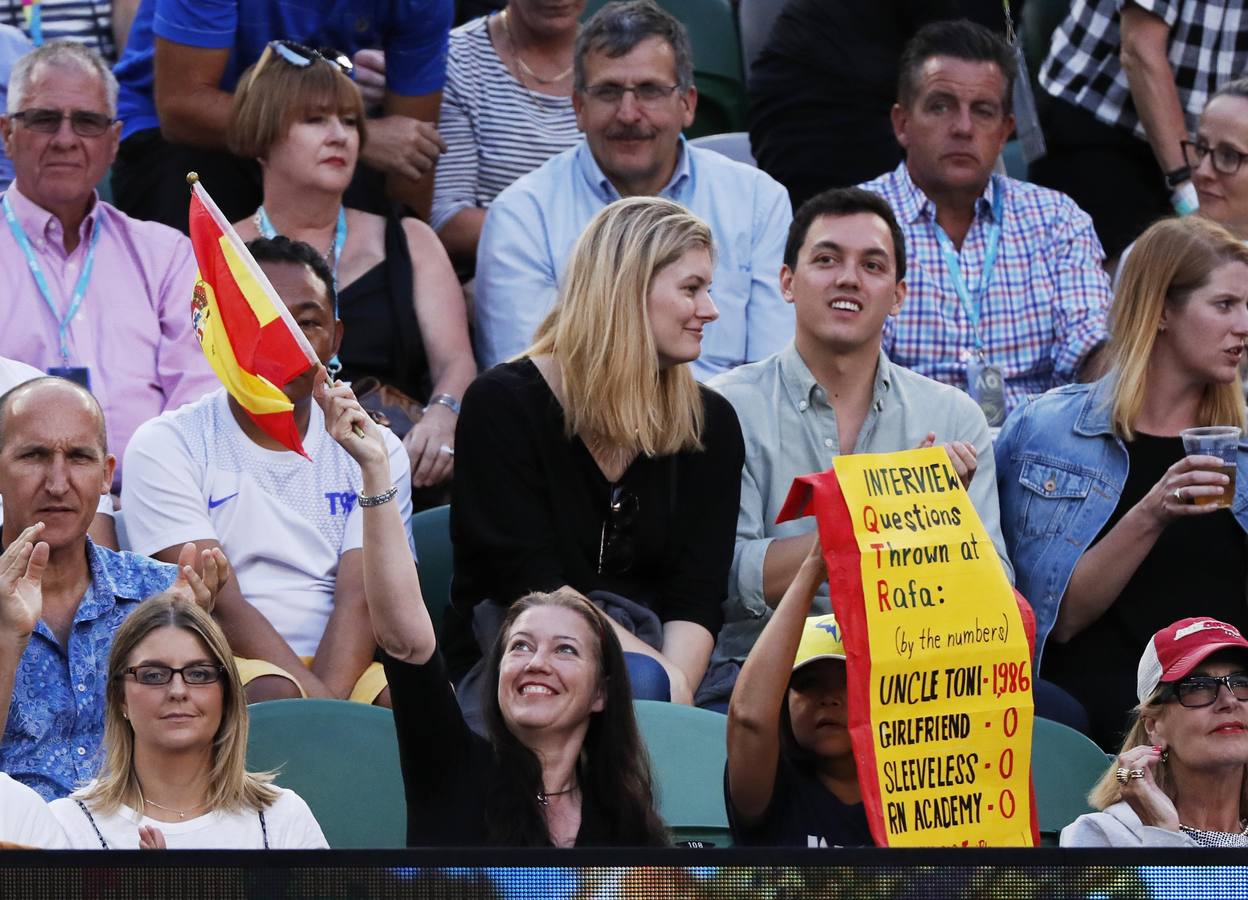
[1163,165,1192,189]
[423,393,461,416]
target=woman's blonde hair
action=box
[78,594,279,815]
[1088,688,1248,814]
[228,44,367,159]
[525,196,713,456]
[1109,216,1248,439]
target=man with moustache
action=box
[473,0,793,381]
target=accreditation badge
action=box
[966,360,1005,428]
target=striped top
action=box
[430,14,580,234]
[0,0,114,60]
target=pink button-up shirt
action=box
[0,183,217,483]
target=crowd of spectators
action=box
[2,0,1248,853]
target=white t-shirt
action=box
[121,388,412,656]
[0,355,113,527]
[0,773,67,848]
[49,786,328,849]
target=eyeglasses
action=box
[267,40,353,75]
[582,82,681,107]
[11,108,113,137]
[122,664,226,687]
[597,486,639,575]
[1165,673,1248,708]
[1181,139,1248,177]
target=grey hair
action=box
[7,40,118,117]
[574,0,694,93]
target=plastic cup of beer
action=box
[1180,426,1240,509]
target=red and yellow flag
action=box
[187,177,318,458]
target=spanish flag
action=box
[187,176,318,458]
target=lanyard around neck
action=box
[930,177,1005,353]
[3,193,101,366]
[255,205,347,301]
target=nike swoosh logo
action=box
[208,492,240,509]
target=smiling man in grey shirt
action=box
[701,187,1012,706]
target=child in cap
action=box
[1061,616,1248,847]
[725,538,872,847]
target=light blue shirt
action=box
[474,136,794,381]
[708,343,1013,666]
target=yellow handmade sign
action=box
[778,446,1037,847]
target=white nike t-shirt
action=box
[121,389,412,656]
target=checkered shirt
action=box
[859,163,1112,414]
[1040,0,1248,139]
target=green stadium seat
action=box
[411,504,453,641]
[582,0,745,138]
[1031,716,1110,844]
[633,699,732,846]
[246,699,406,848]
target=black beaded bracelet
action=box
[358,485,398,507]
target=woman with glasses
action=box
[997,216,1248,751]
[1115,78,1248,286]
[314,367,668,847]
[432,0,584,269]
[1184,78,1248,240]
[229,42,476,495]
[1063,616,1248,847]
[445,197,744,712]
[48,595,327,849]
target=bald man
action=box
[0,377,222,800]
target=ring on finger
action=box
[1115,767,1130,785]
[439,444,455,457]
[1173,487,1185,503]
[1128,768,1146,780]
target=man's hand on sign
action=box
[918,433,977,489]
[1115,744,1180,831]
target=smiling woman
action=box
[47,595,328,849]
[1063,617,1248,847]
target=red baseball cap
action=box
[1137,617,1248,702]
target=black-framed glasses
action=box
[597,486,639,575]
[122,664,226,687]
[1165,673,1248,708]
[1181,139,1248,177]
[11,108,113,137]
[268,40,353,75]
[583,82,681,106]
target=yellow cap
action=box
[792,614,846,672]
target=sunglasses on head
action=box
[267,40,354,75]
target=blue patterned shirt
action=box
[859,163,1112,414]
[0,541,177,800]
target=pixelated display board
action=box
[778,447,1039,847]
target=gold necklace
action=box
[500,9,573,85]
[137,785,207,820]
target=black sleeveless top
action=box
[337,212,432,401]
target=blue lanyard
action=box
[931,177,1005,354]
[3,193,101,365]
[255,205,347,304]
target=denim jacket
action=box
[995,377,1248,664]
